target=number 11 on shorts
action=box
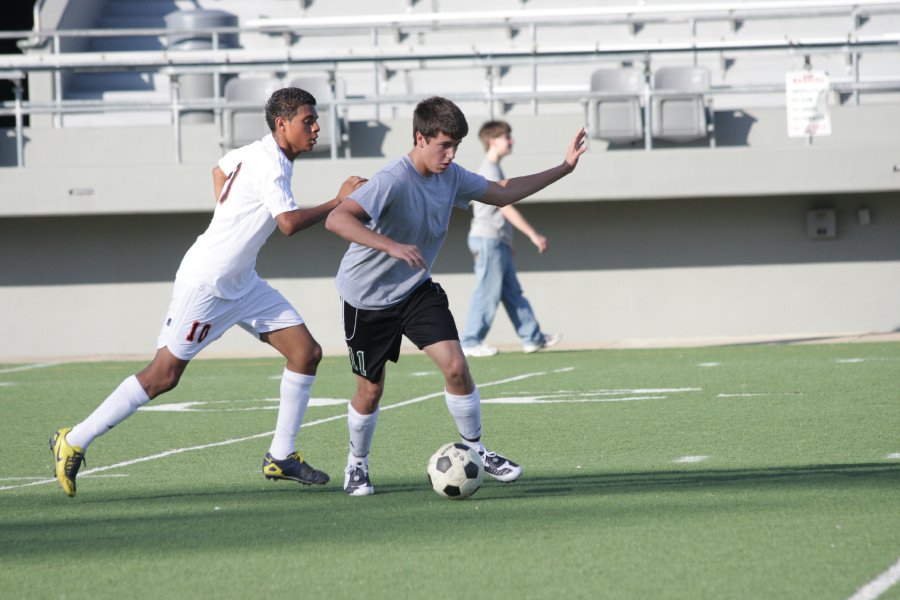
[349,349,367,377]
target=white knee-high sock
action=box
[67,375,150,450]
[445,387,483,450]
[347,403,379,464]
[268,369,315,460]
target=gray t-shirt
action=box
[468,158,513,246]
[336,155,488,309]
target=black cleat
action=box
[262,452,329,485]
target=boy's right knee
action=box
[137,364,184,399]
[353,381,383,414]
[144,372,180,399]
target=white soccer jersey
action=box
[175,134,298,299]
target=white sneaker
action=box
[344,463,374,496]
[479,448,522,483]
[523,333,561,354]
[463,343,499,357]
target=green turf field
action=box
[2,343,899,599]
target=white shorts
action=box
[157,279,304,361]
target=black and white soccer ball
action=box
[426,442,484,499]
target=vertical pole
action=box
[372,29,381,121]
[171,74,182,164]
[643,61,652,150]
[691,18,698,66]
[329,70,338,160]
[33,0,42,35]
[531,24,538,115]
[14,78,24,167]
[212,31,222,130]
[53,34,61,128]
[851,8,861,106]
[486,67,495,121]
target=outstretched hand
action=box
[387,241,427,271]
[338,175,368,199]
[564,127,588,172]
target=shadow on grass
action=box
[2,462,898,560]
[513,461,900,498]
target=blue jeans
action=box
[461,236,542,347]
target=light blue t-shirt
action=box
[336,155,488,309]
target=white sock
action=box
[444,387,482,444]
[347,403,379,463]
[267,369,315,460]
[67,375,150,450]
[465,439,486,453]
[347,451,369,468]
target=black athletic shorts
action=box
[342,279,459,383]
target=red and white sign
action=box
[785,71,832,138]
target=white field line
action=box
[0,369,550,493]
[483,395,666,404]
[0,362,62,374]
[141,397,349,413]
[837,357,900,364]
[674,455,710,463]
[847,557,900,600]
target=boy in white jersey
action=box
[49,87,366,497]
[326,97,586,496]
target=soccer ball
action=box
[426,442,484,499]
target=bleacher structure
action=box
[0,0,898,360]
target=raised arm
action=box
[275,175,367,236]
[478,127,587,208]
[325,199,427,270]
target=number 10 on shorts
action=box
[186,320,211,343]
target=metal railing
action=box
[0,1,897,166]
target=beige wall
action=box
[2,193,897,361]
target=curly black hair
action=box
[265,87,317,131]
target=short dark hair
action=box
[265,87,317,131]
[412,96,469,144]
[478,120,512,151]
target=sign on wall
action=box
[785,71,832,138]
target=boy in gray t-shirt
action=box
[335,153,487,309]
[326,96,587,496]
[462,120,560,357]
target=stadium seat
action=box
[650,66,713,144]
[222,77,282,149]
[287,75,348,155]
[588,68,645,144]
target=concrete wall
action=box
[1,96,898,361]
[2,192,897,360]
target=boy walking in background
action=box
[461,120,561,358]
[325,97,586,496]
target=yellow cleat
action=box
[49,427,85,497]
[262,451,329,485]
